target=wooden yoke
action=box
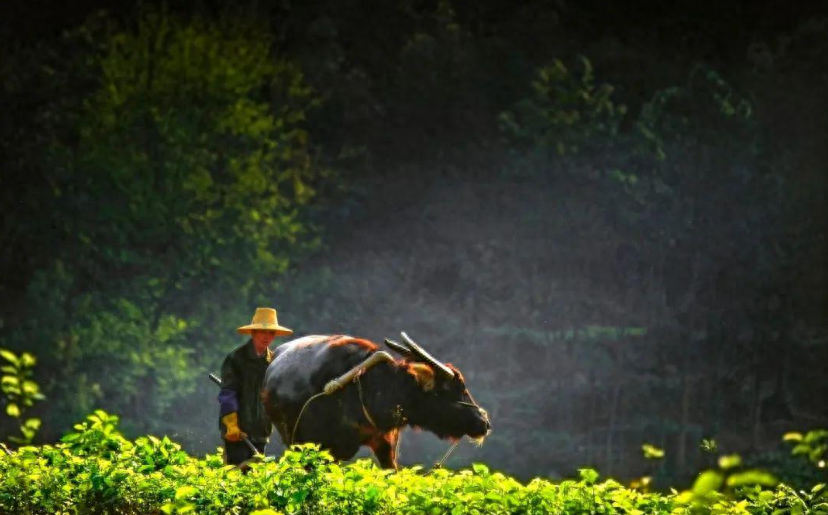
[324,351,395,395]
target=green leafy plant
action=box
[784,431,828,468]
[3,410,820,515]
[675,451,779,515]
[701,439,719,454]
[0,348,44,445]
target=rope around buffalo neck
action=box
[290,371,376,445]
[356,374,379,427]
[291,391,327,445]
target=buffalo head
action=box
[385,332,491,441]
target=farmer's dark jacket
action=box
[218,340,274,443]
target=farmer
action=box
[218,307,293,465]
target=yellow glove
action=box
[221,412,247,442]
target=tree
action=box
[1,7,326,438]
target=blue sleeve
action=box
[218,355,240,416]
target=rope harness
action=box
[289,366,469,471]
[291,390,327,446]
[355,374,379,428]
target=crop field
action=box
[1,412,826,515]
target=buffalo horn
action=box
[384,338,414,358]
[400,331,455,378]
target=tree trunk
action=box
[678,373,691,471]
[606,381,622,475]
[751,342,763,449]
[586,369,597,465]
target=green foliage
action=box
[60,410,130,458]
[784,431,828,468]
[1,347,44,445]
[491,50,800,482]
[2,6,326,435]
[718,455,743,471]
[57,7,322,292]
[3,411,826,515]
[67,8,321,280]
[643,444,666,460]
[675,451,783,515]
[1,0,826,484]
[499,56,627,163]
[702,440,719,454]
[744,450,827,492]
[635,66,753,163]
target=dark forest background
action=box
[1,0,827,485]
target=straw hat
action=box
[237,307,293,336]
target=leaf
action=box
[726,470,777,488]
[692,470,723,496]
[792,444,810,456]
[22,381,39,395]
[0,349,18,366]
[1,376,19,387]
[804,430,828,444]
[809,446,827,463]
[700,439,718,453]
[675,491,694,504]
[20,353,36,367]
[717,454,742,470]
[642,443,665,459]
[579,468,599,484]
[174,485,198,500]
[472,463,490,476]
[6,403,20,417]
[783,432,803,442]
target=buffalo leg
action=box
[369,429,399,470]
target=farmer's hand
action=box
[221,412,247,442]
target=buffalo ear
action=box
[408,363,435,392]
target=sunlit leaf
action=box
[783,432,803,442]
[726,470,777,488]
[20,353,36,367]
[174,485,198,500]
[6,403,20,417]
[472,463,490,476]
[642,443,665,459]
[692,470,723,496]
[700,439,718,453]
[1,376,19,387]
[578,468,599,484]
[717,454,742,470]
[0,349,18,366]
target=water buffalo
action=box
[261,332,491,469]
